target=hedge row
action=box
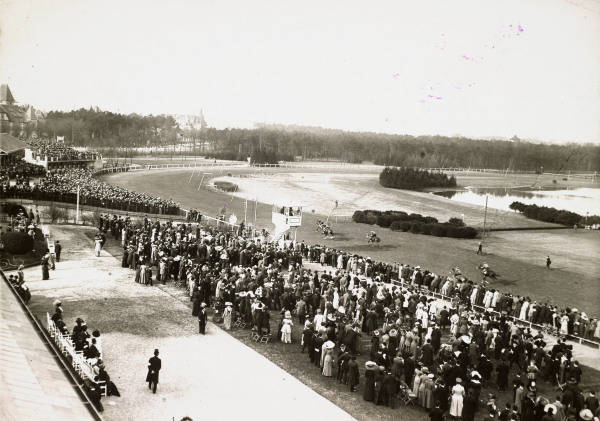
[509,201,600,226]
[353,210,478,238]
[213,181,239,192]
[379,167,457,190]
[1,232,34,254]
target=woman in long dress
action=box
[41,254,50,280]
[418,371,429,406]
[560,314,569,335]
[281,312,293,343]
[94,237,102,257]
[223,303,233,330]
[363,362,376,402]
[449,378,465,418]
[423,374,435,409]
[412,368,422,396]
[322,348,333,377]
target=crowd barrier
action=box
[470,304,600,349]
[46,313,107,396]
[355,272,598,348]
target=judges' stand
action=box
[270,204,302,245]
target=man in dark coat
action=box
[382,370,398,408]
[421,339,435,368]
[496,358,510,391]
[55,240,62,262]
[198,303,207,334]
[347,356,360,392]
[146,349,161,394]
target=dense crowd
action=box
[0,156,46,187]
[93,213,599,421]
[25,138,98,161]
[1,168,181,215]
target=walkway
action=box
[17,225,354,421]
[0,276,93,421]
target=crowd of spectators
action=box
[0,156,46,188]
[1,168,181,215]
[92,213,599,421]
[25,138,98,161]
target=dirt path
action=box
[21,225,355,421]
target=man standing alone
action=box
[146,349,161,394]
[546,256,551,270]
[55,240,62,262]
[198,302,207,334]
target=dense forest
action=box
[34,109,600,171]
[379,167,457,190]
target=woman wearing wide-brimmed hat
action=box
[363,361,378,402]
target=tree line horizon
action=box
[30,108,599,171]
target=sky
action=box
[1,0,599,143]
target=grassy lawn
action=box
[102,169,600,317]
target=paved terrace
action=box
[15,225,354,421]
[0,275,93,421]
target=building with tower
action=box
[0,84,45,137]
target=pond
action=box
[434,187,600,215]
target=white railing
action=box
[46,313,107,395]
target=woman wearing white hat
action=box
[281,311,293,343]
[322,341,335,377]
[223,302,233,331]
[450,378,465,418]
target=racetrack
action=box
[102,166,600,316]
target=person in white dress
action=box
[560,314,569,335]
[450,378,465,418]
[281,311,293,343]
[313,309,325,331]
[94,237,102,257]
[450,313,460,336]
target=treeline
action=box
[353,210,478,238]
[37,109,179,148]
[35,110,600,171]
[509,202,600,226]
[379,167,457,190]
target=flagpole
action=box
[244,199,247,224]
[76,185,80,224]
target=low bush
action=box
[353,208,478,238]
[1,232,34,254]
[213,181,239,192]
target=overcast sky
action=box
[1,0,599,143]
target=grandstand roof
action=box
[0,133,27,154]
